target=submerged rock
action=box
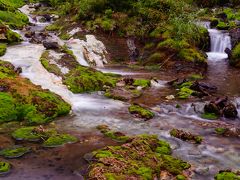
[214,170,240,180]
[43,134,78,147]
[43,40,59,50]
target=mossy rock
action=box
[0,146,30,158]
[230,43,240,67]
[128,105,154,120]
[97,125,130,143]
[12,127,43,142]
[88,134,190,179]
[63,66,118,93]
[0,162,10,176]
[170,129,203,144]
[215,171,240,180]
[43,134,78,147]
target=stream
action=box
[0,5,239,180]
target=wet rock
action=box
[128,104,154,120]
[25,31,35,38]
[230,28,240,48]
[127,38,139,62]
[223,103,238,118]
[42,14,51,22]
[210,19,219,28]
[43,40,59,50]
[15,67,22,74]
[203,97,238,119]
[215,127,240,137]
[0,85,9,92]
[225,48,232,59]
[0,146,31,158]
[170,129,203,144]
[194,166,210,176]
[105,87,142,101]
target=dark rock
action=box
[216,13,227,21]
[229,28,240,48]
[43,41,59,50]
[127,38,139,62]
[42,14,51,22]
[210,19,219,28]
[25,31,35,38]
[123,77,134,85]
[15,67,22,74]
[225,48,232,59]
[223,103,238,119]
[204,102,220,115]
[0,85,9,92]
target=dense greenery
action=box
[39,0,209,66]
[0,60,71,125]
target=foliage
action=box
[215,171,240,180]
[0,43,6,56]
[133,79,151,88]
[0,162,10,174]
[0,146,30,158]
[43,134,78,147]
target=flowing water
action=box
[0,8,239,180]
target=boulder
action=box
[43,40,59,50]
[223,103,238,119]
[229,28,240,48]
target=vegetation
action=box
[0,146,30,158]
[129,104,154,120]
[88,134,190,179]
[230,43,240,67]
[170,129,203,144]
[0,44,6,56]
[0,162,10,175]
[215,171,240,180]
[43,134,78,147]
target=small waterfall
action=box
[208,29,232,53]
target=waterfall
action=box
[208,29,232,53]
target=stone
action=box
[43,41,59,50]
[223,103,238,119]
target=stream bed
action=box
[0,5,239,180]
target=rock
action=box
[223,103,238,119]
[216,13,227,21]
[225,48,232,59]
[25,31,35,38]
[0,85,9,92]
[123,77,134,85]
[42,14,51,22]
[230,28,240,48]
[127,38,139,62]
[204,102,220,115]
[166,95,175,100]
[15,67,22,74]
[43,40,59,50]
[210,19,219,28]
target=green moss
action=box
[64,66,118,93]
[216,21,230,30]
[231,43,240,67]
[215,171,240,180]
[176,175,186,180]
[177,87,194,99]
[178,48,206,63]
[0,146,30,158]
[215,128,227,135]
[133,79,151,88]
[45,24,61,31]
[89,135,190,179]
[170,129,203,144]
[129,105,154,120]
[0,162,10,175]
[43,134,78,147]
[188,74,203,81]
[160,155,191,175]
[5,29,22,44]
[11,127,42,141]
[0,44,6,56]
[201,113,218,120]
[40,57,62,77]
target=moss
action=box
[133,79,151,88]
[43,134,78,147]
[11,127,43,141]
[156,140,171,155]
[40,57,62,77]
[176,175,186,180]
[97,125,130,142]
[45,24,61,31]
[0,44,6,56]
[231,43,240,67]
[128,105,154,120]
[215,128,227,135]
[88,135,190,179]
[5,29,22,44]
[0,146,30,158]
[188,74,203,81]
[177,87,194,99]
[215,171,240,180]
[178,48,206,63]
[216,21,230,30]
[201,113,218,120]
[63,66,118,93]
[0,162,10,175]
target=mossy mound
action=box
[12,126,57,142]
[215,171,240,180]
[201,113,219,120]
[133,79,151,88]
[88,135,190,179]
[0,60,71,125]
[63,66,118,93]
[0,146,30,158]
[97,125,130,143]
[43,134,78,147]
[170,129,203,144]
[0,162,10,176]
[129,104,154,120]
